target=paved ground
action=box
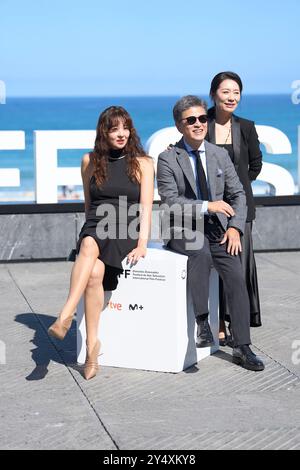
[0,252,300,450]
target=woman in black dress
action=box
[48,106,154,379]
[206,71,263,345]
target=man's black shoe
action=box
[232,344,265,371]
[196,318,215,348]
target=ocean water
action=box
[0,95,299,201]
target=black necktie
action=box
[192,150,209,200]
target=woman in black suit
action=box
[206,71,263,344]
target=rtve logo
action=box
[107,301,144,311]
[108,301,122,311]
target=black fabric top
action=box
[216,143,234,162]
[108,148,126,159]
[89,156,140,219]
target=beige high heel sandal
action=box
[48,315,74,340]
[83,339,101,380]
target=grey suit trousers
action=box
[168,216,251,347]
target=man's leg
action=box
[210,240,264,371]
[168,234,214,347]
[168,235,212,318]
[210,240,251,347]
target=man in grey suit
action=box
[157,95,264,371]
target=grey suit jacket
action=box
[156,138,247,244]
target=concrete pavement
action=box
[0,252,300,450]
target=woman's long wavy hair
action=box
[91,106,146,186]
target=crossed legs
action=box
[57,236,101,320]
[49,236,105,345]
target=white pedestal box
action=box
[77,245,219,373]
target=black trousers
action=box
[168,216,251,347]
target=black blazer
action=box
[207,107,262,221]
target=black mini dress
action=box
[76,150,140,291]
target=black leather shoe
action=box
[196,318,215,348]
[232,345,265,371]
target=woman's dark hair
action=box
[91,106,147,186]
[209,71,243,102]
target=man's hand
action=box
[220,227,242,256]
[207,200,235,217]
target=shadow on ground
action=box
[14,313,82,381]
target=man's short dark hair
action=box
[173,95,208,123]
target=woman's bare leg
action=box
[84,258,105,350]
[58,236,100,322]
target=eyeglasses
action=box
[182,115,208,125]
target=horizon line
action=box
[4,92,293,99]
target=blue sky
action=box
[1,0,299,96]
